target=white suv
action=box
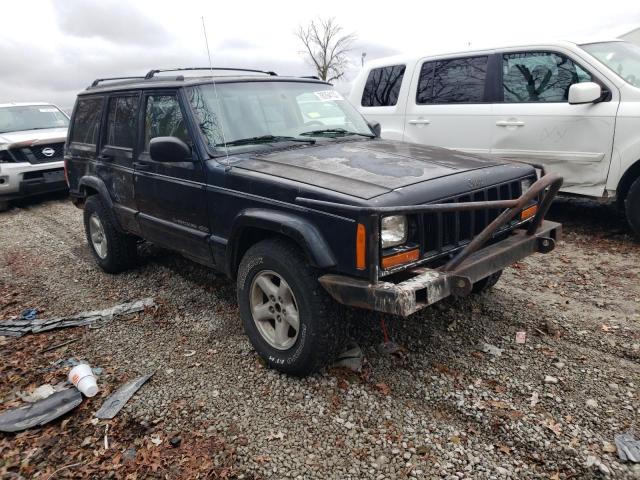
[0,102,70,211]
[349,40,640,237]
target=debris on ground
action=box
[19,308,38,321]
[478,341,503,357]
[16,383,56,403]
[94,371,155,419]
[68,364,99,397]
[0,298,155,337]
[515,331,526,344]
[334,344,364,372]
[615,433,640,463]
[0,388,82,432]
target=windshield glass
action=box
[581,41,640,88]
[187,81,372,153]
[0,105,69,134]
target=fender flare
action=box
[78,176,123,231]
[227,209,337,275]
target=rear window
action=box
[361,65,406,107]
[105,95,139,149]
[70,97,103,145]
[416,56,488,104]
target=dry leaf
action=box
[496,443,512,455]
[374,382,391,396]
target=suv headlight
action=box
[520,177,534,194]
[381,215,408,248]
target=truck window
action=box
[502,51,593,102]
[70,97,103,145]
[361,65,406,107]
[143,95,189,151]
[416,56,488,104]
[105,95,139,149]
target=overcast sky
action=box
[1,0,638,109]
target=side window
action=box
[144,95,189,151]
[71,97,103,145]
[105,95,139,148]
[502,52,593,102]
[361,65,406,107]
[416,56,488,104]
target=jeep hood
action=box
[233,140,522,200]
[0,127,68,148]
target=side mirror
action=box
[568,82,602,105]
[368,121,381,138]
[149,136,191,162]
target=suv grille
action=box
[422,180,523,258]
[9,142,64,164]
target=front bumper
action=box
[0,161,67,201]
[319,220,561,316]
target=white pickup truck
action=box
[0,102,69,211]
[349,40,640,237]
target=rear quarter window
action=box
[361,65,406,107]
[70,97,104,145]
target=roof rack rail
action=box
[144,67,277,80]
[300,75,321,80]
[90,76,146,87]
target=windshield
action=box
[581,41,640,88]
[0,105,69,134]
[187,81,373,153]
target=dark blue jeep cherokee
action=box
[65,68,562,375]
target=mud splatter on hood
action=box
[233,140,510,199]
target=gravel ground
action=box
[1,193,639,479]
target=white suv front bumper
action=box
[0,160,66,200]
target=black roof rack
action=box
[90,76,146,87]
[144,67,277,80]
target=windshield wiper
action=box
[216,135,315,147]
[299,128,375,138]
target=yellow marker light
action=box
[356,224,366,270]
[521,204,538,220]
[381,248,419,269]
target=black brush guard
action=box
[296,173,563,316]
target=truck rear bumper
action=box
[319,220,561,317]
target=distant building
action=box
[619,27,640,46]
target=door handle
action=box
[133,161,151,171]
[496,120,525,127]
[408,119,431,125]
[97,154,112,161]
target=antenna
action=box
[202,16,230,168]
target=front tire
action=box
[625,176,640,239]
[472,270,502,294]
[237,238,344,376]
[83,195,137,273]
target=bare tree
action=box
[296,18,356,82]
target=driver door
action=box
[134,91,212,264]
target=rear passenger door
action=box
[404,55,494,154]
[134,91,211,264]
[99,93,140,234]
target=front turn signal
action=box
[381,248,419,269]
[521,204,538,221]
[356,223,366,270]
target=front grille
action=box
[422,180,522,258]
[9,142,64,164]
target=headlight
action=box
[520,177,534,194]
[381,215,408,248]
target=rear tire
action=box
[625,176,640,239]
[237,238,345,376]
[472,270,502,294]
[83,195,137,273]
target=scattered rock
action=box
[544,375,559,384]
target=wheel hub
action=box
[249,270,300,350]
